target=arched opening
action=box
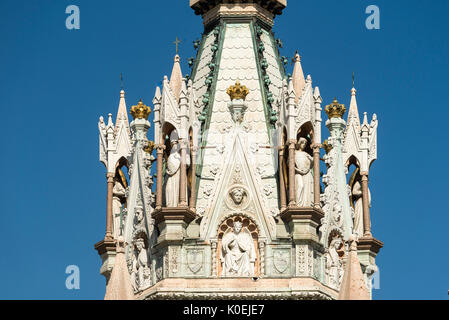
[280,126,288,208]
[187,127,194,204]
[113,157,129,237]
[346,155,361,209]
[161,122,177,155]
[296,121,314,156]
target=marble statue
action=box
[134,206,144,227]
[326,238,344,288]
[112,178,126,236]
[221,221,256,277]
[352,180,371,237]
[164,139,190,207]
[128,255,138,292]
[134,238,151,290]
[295,137,314,207]
[230,187,246,206]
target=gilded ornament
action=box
[130,100,151,120]
[322,140,333,154]
[325,98,346,119]
[143,140,155,154]
[226,80,249,101]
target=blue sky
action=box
[0,0,448,300]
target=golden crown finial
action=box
[325,98,346,119]
[130,99,151,120]
[226,80,249,101]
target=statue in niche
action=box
[221,221,256,277]
[163,139,190,207]
[295,137,314,207]
[112,177,126,236]
[351,180,371,237]
[325,237,344,288]
[133,238,151,290]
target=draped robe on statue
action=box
[221,230,256,276]
[164,143,190,207]
[295,150,314,207]
[112,181,126,236]
[352,181,371,237]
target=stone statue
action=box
[326,238,344,288]
[295,137,314,207]
[221,221,256,277]
[112,178,126,237]
[230,187,246,206]
[134,238,151,290]
[352,180,371,237]
[163,139,190,206]
[128,255,138,292]
[134,206,144,227]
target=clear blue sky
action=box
[0,0,448,300]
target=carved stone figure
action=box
[221,221,256,277]
[325,238,344,288]
[112,178,126,236]
[164,139,190,206]
[295,137,314,207]
[134,238,151,290]
[128,254,138,292]
[226,186,250,210]
[352,180,371,237]
[134,206,144,227]
[230,187,246,206]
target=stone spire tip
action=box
[337,235,370,300]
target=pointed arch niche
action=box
[215,214,261,277]
[296,121,314,156]
[112,157,129,237]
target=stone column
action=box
[105,172,115,239]
[189,146,198,211]
[179,140,188,207]
[360,172,372,237]
[288,139,296,207]
[313,143,321,208]
[279,146,287,211]
[156,145,165,209]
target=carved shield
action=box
[187,249,203,274]
[273,250,289,274]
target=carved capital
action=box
[106,172,115,182]
[288,139,296,148]
[360,171,369,179]
[156,144,166,153]
[312,143,322,150]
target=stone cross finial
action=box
[173,36,181,54]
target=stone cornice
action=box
[190,0,286,17]
[94,238,116,256]
[280,207,325,225]
[152,207,197,226]
[202,4,276,27]
[357,236,383,254]
[136,277,338,300]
